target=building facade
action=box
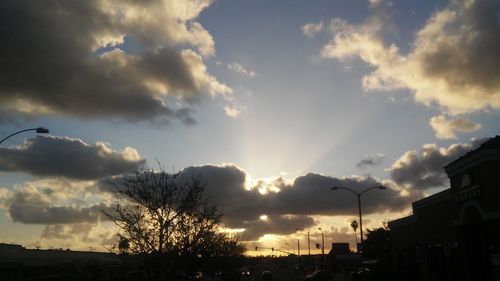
[0,243,121,280]
[389,136,500,281]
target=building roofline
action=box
[388,215,416,228]
[412,188,452,211]
[444,136,500,172]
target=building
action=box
[389,136,500,281]
[0,243,121,280]
[327,243,361,271]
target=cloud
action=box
[8,190,108,224]
[0,136,145,180]
[1,162,423,241]
[315,0,500,114]
[369,0,383,8]
[302,22,324,38]
[356,153,385,169]
[388,138,487,189]
[38,223,117,251]
[0,0,231,123]
[41,223,114,244]
[0,177,113,226]
[178,164,423,238]
[227,63,256,78]
[239,215,316,241]
[223,104,246,118]
[430,115,482,139]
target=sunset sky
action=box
[1,0,500,254]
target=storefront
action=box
[389,136,500,281]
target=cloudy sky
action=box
[1,0,499,254]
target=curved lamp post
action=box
[331,185,386,252]
[0,127,50,145]
[285,242,295,255]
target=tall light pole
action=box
[308,231,311,255]
[294,228,303,256]
[0,127,50,145]
[331,185,386,252]
[318,227,325,266]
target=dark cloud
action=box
[270,173,421,216]
[41,225,74,241]
[239,215,316,241]
[178,165,423,238]
[39,223,117,251]
[389,138,487,189]
[95,164,421,240]
[0,0,229,123]
[180,165,269,226]
[8,189,109,224]
[41,223,92,241]
[323,227,354,248]
[356,153,385,169]
[1,162,425,239]
[0,136,145,179]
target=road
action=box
[248,260,304,281]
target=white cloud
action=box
[223,104,246,118]
[302,21,324,38]
[316,0,500,115]
[182,49,233,97]
[430,115,482,139]
[227,62,256,78]
[369,0,383,7]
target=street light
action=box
[282,233,301,256]
[279,247,288,257]
[331,185,386,252]
[0,127,50,145]
[307,231,311,255]
[318,227,325,266]
[285,242,295,255]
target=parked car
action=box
[304,270,333,281]
[124,270,148,281]
[351,267,371,281]
[261,270,273,280]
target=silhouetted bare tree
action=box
[102,168,244,277]
[117,235,130,255]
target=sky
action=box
[1,0,500,254]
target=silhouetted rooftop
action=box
[444,135,500,169]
